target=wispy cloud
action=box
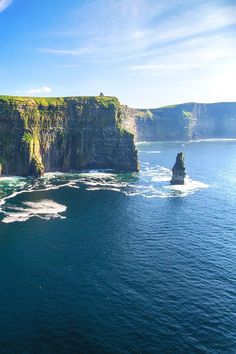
[39,0,236,66]
[130,33,236,76]
[39,45,100,56]
[26,86,52,95]
[0,0,13,12]
[35,0,236,106]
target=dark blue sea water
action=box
[0,140,236,354]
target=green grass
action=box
[0,95,120,108]
[34,97,66,106]
[94,96,119,108]
[161,104,177,109]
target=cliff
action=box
[0,96,139,177]
[133,102,236,141]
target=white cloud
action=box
[34,0,236,106]
[26,86,52,95]
[40,1,236,64]
[39,45,99,56]
[0,0,13,12]
[129,33,236,76]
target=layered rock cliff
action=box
[133,102,236,141]
[0,96,138,176]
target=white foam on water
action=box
[151,170,171,182]
[43,172,65,178]
[0,163,210,223]
[164,178,209,196]
[125,164,209,198]
[189,138,236,143]
[83,180,128,188]
[78,171,115,178]
[140,165,172,183]
[2,199,67,223]
[0,189,32,208]
[135,141,153,146]
[0,176,22,182]
[86,187,121,192]
[137,139,236,146]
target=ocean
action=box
[0,140,236,353]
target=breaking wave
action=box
[137,139,236,145]
[0,165,209,223]
[142,150,162,154]
[189,138,236,143]
[164,178,209,196]
[2,200,67,223]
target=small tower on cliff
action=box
[170,152,186,185]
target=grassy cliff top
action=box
[0,95,120,108]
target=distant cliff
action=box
[0,96,138,177]
[132,102,236,141]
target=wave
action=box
[136,138,236,146]
[136,140,188,145]
[1,199,67,223]
[189,138,236,143]
[164,178,209,196]
[0,167,209,223]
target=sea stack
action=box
[170,152,186,185]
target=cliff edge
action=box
[0,96,139,176]
[132,102,236,141]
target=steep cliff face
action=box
[134,102,236,141]
[0,96,138,176]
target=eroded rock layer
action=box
[131,102,236,141]
[0,96,138,176]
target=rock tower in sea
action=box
[170,152,186,185]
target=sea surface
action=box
[0,140,236,353]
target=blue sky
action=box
[0,0,236,107]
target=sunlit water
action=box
[0,141,236,353]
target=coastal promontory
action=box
[131,102,236,141]
[0,96,139,177]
